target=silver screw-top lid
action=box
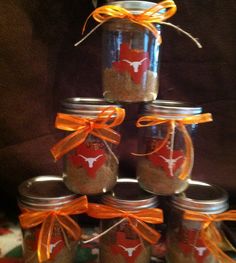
[61,97,121,118]
[109,1,157,14]
[143,100,202,119]
[18,175,77,210]
[171,180,229,214]
[102,178,158,210]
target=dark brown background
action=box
[0,0,235,214]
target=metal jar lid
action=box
[143,100,202,119]
[171,180,229,214]
[61,97,121,118]
[109,1,158,14]
[102,178,158,210]
[18,175,78,210]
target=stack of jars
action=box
[18,1,236,263]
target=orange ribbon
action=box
[83,0,177,43]
[184,210,236,263]
[87,203,163,244]
[51,106,125,160]
[19,196,88,262]
[132,113,213,180]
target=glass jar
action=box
[102,1,161,102]
[99,178,160,263]
[18,175,82,263]
[136,100,202,195]
[61,98,123,195]
[165,180,229,263]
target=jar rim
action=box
[171,180,229,214]
[143,100,202,117]
[61,97,121,117]
[18,175,77,210]
[102,178,158,210]
[108,1,158,14]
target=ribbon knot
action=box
[202,215,216,229]
[19,196,88,262]
[87,120,95,132]
[132,113,213,180]
[184,210,236,263]
[87,203,163,244]
[51,107,125,161]
[82,0,176,44]
[75,0,202,48]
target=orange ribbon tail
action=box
[184,210,236,263]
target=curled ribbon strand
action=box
[51,106,125,161]
[184,210,236,263]
[87,203,163,244]
[19,196,88,262]
[132,113,213,180]
[75,0,202,48]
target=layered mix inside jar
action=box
[98,178,162,263]
[22,221,77,263]
[57,97,124,195]
[135,100,203,196]
[100,219,151,263]
[102,1,161,103]
[18,175,82,263]
[136,135,189,195]
[165,181,229,263]
[63,135,118,195]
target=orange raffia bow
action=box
[184,210,236,263]
[132,113,213,180]
[83,0,177,43]
[51,106,125,160]
[19,196,88,263]
[87,203,163,244]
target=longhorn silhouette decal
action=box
[122,58,148,72]
[178,227,210,263]
[192,245,207,256]
[111,232,143,262]
[148,140,185,177]
[118,244,141,257]
[112,43,150,84]
[69,142,106,178]
[158,155,184,177]
[78,154,103,168]
[42,240,63,254]
[50,240,62,253]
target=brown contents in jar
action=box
[23,243,77,263]
[166,244,218,263]
[166,229,218,263]
[64,153,118,195]
[100,221,151,263]
[103,68,158,102]
[23,225,77,263]
[137,158,189,195]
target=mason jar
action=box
[102,1,161,102]
[18,175,81,263]
[60,98,123,195]
[99,178,161,263]
[165,180,229,263]
[136,100,203,196]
